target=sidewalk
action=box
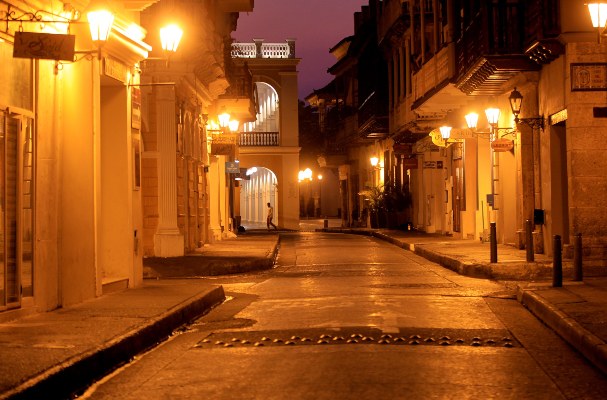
[322,226,607,376]
[0,232,280,400]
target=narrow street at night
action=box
[82,233,607,399]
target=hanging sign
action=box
[225,161,240,173]
[491,138,514,152]
[403,158,418,169]
[13,32,75,61]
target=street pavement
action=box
[0,219,606,399]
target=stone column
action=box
[153,87,184,256]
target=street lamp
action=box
[317,174,323,218]
[588,2,607,41]
[508,88,544,129]
[160,24,183,53]
[298,168,313,218]
[87,9,114,43]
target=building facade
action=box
[0,0,263,318]
[311,0,607,267]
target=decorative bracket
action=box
[515,116,544,130]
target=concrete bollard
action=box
[526,219,534,262]
[490,222,497,263]
[553,235,562,287]
[574,233,583,282]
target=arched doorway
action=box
[243,82,279,134]
[239,167,278,228]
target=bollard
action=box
[553,235,562,287]
[574,233,583,282]
[323,219,328,229]
[490,222,497,263]
[526,219,534,262]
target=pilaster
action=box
[153,86,184,256]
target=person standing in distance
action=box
[267,202,278,230]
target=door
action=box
[0,109,34,309]
[452,143,465,233]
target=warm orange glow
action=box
[218,112,231,128]
[588,3,607,28]
[465,113,479,130]
[160,24,183,52]
[87,9,114,42]
[228,119,239,132]
[485,108,500,126]
[370,157,379,167]
[439,126,452,140]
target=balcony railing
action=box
[239,132,279,146]
[232,39,296,59]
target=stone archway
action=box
[239,167,278,228]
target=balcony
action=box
[216,63,256,123]
[358,91,388,139]
[376,0,410,46]
[454,2,542,95]
[232,40,296,59]
[239,132,279,146]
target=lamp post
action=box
[370,156,379,187]
[317,174,323,218]
[298,168,313,219]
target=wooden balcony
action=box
[217,63,256,123]
[453,1,548,95]
[358,91,388,139]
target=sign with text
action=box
[571,63,607,91]
[491,138,514,152]
[13,32,75,61]
[225,161,240,173]
[403,158,418,169]
[103,56,128,83]
[423,161,443,169]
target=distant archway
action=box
[244,82,279,133]
[239,166,278,228]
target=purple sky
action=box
[233,0,369,100]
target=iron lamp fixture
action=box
[508,88,544,129]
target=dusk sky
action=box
[233,0,369,100]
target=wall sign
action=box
[13,32,75,61]
[225,161,240,173]
[491,138,514,152]
[571,63,607,91]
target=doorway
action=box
[0,110,35,309]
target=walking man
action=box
[267,202,278,230]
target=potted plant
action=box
[359,184,386,228]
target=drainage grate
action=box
[195,327,520,349]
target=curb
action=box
[517,287,607,376]
[143,237,281,278]
[3,286,226,400]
